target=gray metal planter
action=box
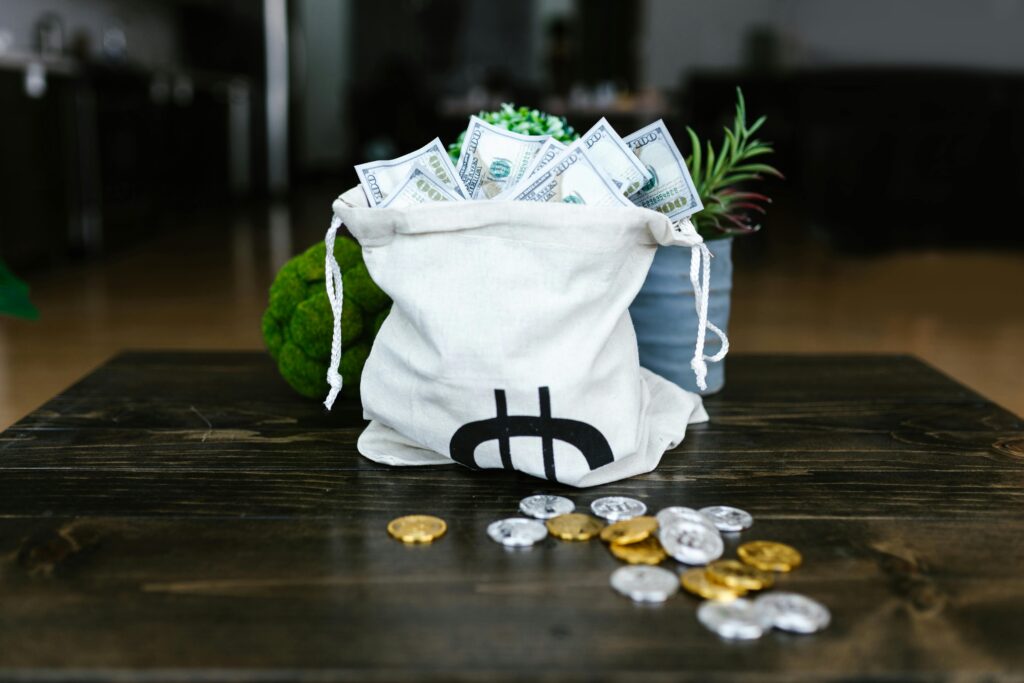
[630,237,733,395]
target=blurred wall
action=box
[0,0,180,66]
[457,0,534,89]
[642,0,1024,88]
[530,0,573,85]
[0,0,264,270]
[293,0,353,172]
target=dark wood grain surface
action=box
[1,352,1022,682]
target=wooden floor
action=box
[2,193,1022,428]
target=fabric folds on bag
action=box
[324,187,721,487]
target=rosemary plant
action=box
[687,88,782,239]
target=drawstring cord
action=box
[688,241,730,391]
[324,212,345,409]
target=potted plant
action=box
[630,88,781,394]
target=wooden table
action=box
[1,352,1022,681]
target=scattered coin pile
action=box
[387,494,830,640]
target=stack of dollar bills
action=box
[354,116,703,223]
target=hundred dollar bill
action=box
[379,166,463,209]
[523,138,568,179]
[493,138,567,199]
[456,116,550,199]
[579,117,652,196]
[508,147,633,207]
[355,138,469,207]
[624,120,704,221]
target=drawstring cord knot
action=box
[688,239,729,392]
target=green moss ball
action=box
[261,235,389,400]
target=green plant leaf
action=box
[735,87,747,131]
[712,136,729,183]
[738,146,775,159]
[0,258,39,320]
[716,173,761,186]
[728,163,780,175]
[705,140,715,188]
[686,126,702,186]
[723,128,738,160]
[747,115,767,137]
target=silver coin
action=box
[519,494,575,520]
[698,598,770,640]
[656,506,717,530]
[591,496,647,521]
[755,592,831,634]
[486,518,548,547]
[699,505,754,532]
[658,520,724,565]
[609,565,679,603]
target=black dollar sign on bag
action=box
[450,387,614,481]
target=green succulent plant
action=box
[261,237,390,399]
[448,103,578,163]
[686,87,783,239]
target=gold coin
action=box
[680,568,747,601]
[545,513,604,541]
[600,515,658,545]
[387,515,447,544]
[706,559,774,591]
[608,537,667,565]
[738,540,803,572]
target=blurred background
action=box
[1,0,1022,426]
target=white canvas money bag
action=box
[322,186,727,487]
